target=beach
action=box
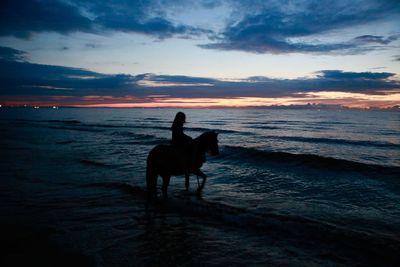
[1,108,399,266]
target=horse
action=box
[146,131,219,202]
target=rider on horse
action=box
[171,112,192,146]
[145,112,219,203]
[171,112,200,189]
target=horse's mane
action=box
[195,131,215,141]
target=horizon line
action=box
[2,104,400,111]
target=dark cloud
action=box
[353,34,400,45]
[0,0,211,39]
[94,15,208,39]
[394,55,400,61]
[0,46,27,61]
[200,39,354,54]
[317,70,396,80]
[0,0,92,38]
[86,0,214,38]
[0,47,399,101]
[201,0,400,54]
[201,0,223,9]
[140,74,217,84]
[0,49,136,96]
[1,0,398,52]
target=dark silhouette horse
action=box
[146,131,219,202]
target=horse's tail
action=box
[146,150,158,203]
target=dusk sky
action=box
[1,0,400,108]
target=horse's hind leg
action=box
[146,179,157,203]
[161,175,171,199]
[194,169,207,192]
[185,173,190,191]
[146,164,158,203]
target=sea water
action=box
[1,108,399,266]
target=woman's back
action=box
[171,112,192,146]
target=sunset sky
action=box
[0,0,399,108]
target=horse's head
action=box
[204,131,219,156]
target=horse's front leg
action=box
[185,173,190,191]
[161,175,171,199]
[193,169,207,192]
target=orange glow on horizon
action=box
[70,92,400,108]
[1,91,400,109]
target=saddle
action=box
[170,140,203,171]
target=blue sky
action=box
[0,0,399,107]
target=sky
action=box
[0,0,400,108]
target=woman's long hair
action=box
[172,112,186,126]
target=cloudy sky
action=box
[0,0,399,108]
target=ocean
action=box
[1,108,399,266]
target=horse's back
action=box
[148,143,179,159]
[147,143,187,174]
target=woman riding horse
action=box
[171,112,194,189]
[146,131,219,203]
[171,112,192,146]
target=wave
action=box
[110,132,168,146]
[112,131,155,139]
[84,123,134,129]
[248,125,280,130]
[221,146,400,174]
[266,135,400,149]
[145,117,166,122]
[74,123,171,132]
[245,120,300,125]
[35,120,250,136]
[379,131,400,136]
[246,123,330,130]
[113,139,168,146]
[55,140,75,145]
[245,120,351,126]
[16,119,81,124]
[49,126,104,133]
[83,181,400,266]
[187,127,242,135]
[44,119,81,124]
[83,182,146,197]
[200,121,227,125]
[79,159,112,167]
[314,121,351,125]
[78,123,248,135]
[79,124,231,136]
